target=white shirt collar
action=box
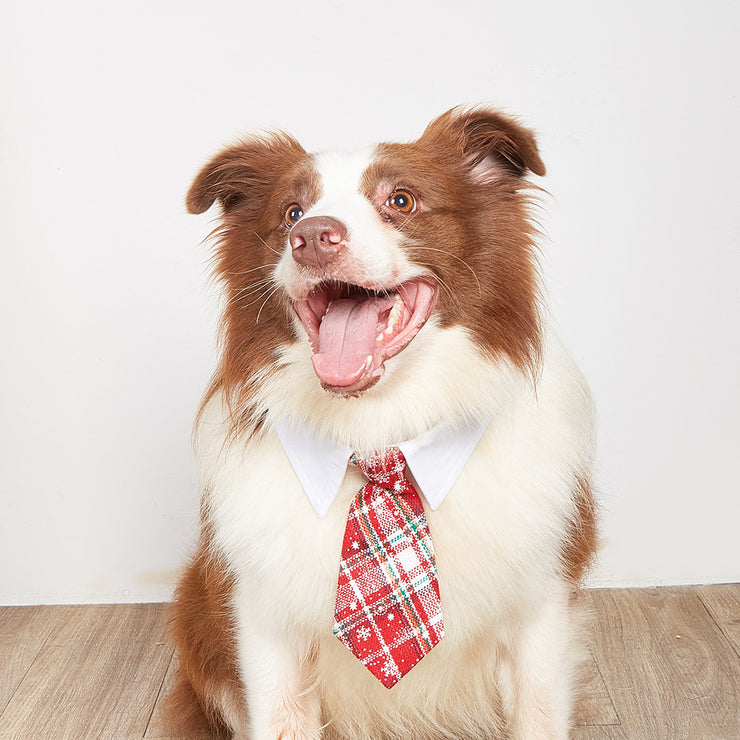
[275,415,490,518]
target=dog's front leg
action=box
[236,618,321,740]
[501,584,579,740]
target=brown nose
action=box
[290,216,347,268]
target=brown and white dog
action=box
[169,107,597,740]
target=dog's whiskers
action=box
[228,278,276,308]
[226,262,279,276]
[255,283,283,323]
[414,262,456,305]
[411,245,482,299]
[253,231,282,256]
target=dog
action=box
[169,106,597,740]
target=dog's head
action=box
[188,107,545,410]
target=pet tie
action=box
[333,447,444,688]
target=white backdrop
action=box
[2,0,738,604]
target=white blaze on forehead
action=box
[310,147,375,212]
[274,145,424,299]
[301,148,412,285]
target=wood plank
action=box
[573,652,620,726]
[0,605,69,714]
[586,587,740,739]
[697,583,740,657]
[572,725,628,739]
[0,603,172,740]
[144,646,177,738]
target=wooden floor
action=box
[0,585,738,739]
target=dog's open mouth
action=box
[293,278,438,395]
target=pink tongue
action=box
[312,296,394,388]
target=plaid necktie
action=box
[332,447,445,688]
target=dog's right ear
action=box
[186,132,307,214]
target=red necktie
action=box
[333,447,445,688]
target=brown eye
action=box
[284,203,304,226]
[386,189,416,214]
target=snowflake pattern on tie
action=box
[333,447,445,688]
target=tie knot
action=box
[353,447,408,489]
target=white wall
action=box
[1,0,738,604]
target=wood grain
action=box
[571,725,628,739]
[0,604,172,740]
[697,583,740,657]
[586,587,740,740]
[0,605,69,714]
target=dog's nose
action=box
[290,216,347,269]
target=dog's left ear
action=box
[420,106,546,180]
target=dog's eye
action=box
[284,203,304,226]
[386,189,416,214]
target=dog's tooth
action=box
[380,294,404,339]
[385,304,401,332]
[364,355,373,370]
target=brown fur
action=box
[562,475,598,584]
[363,108,544,375]
[168,524,241,736]
[188,135,319,435]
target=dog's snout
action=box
[290,216,347,268]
